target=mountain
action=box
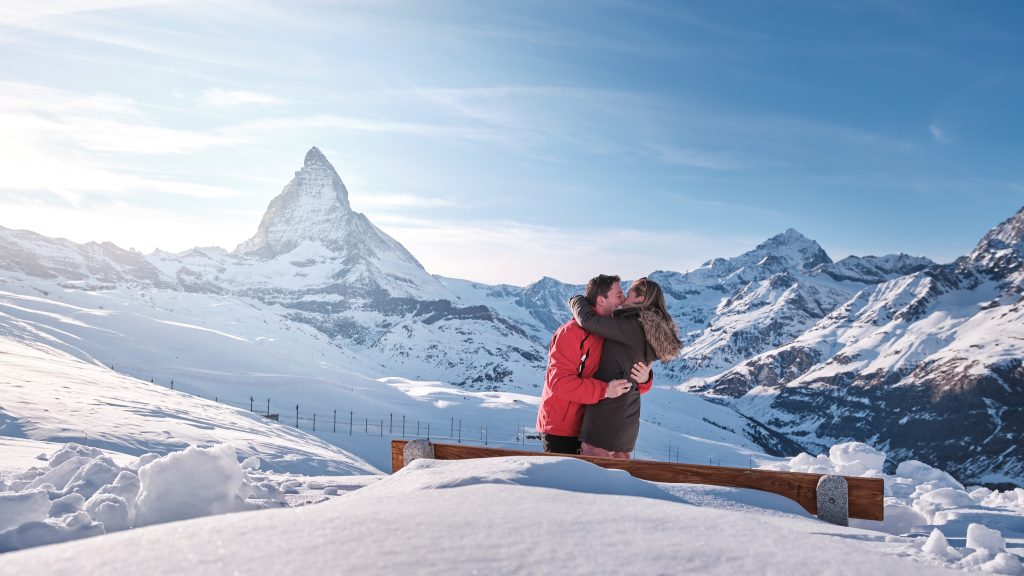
[704,207,1024,486]
[0,148,552,390]
[232,147,446,300]
[0,227,169,288]
[651,230,934,382]
[1,147,1020,486]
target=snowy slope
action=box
[0,281,776,471]
[0,335,377,476]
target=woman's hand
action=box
[631,361,651,384]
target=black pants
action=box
[542,433,581,455]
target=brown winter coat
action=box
[569,295,682,452]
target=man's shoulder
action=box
[552,320,601,344]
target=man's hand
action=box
[604,379,631,399]
[631,361,652,384]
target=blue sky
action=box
[1,1,1022,284]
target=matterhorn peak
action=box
[235,147,353,256]
[304,146,331,168]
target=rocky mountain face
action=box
[651,231,934,383]
[0,227,170,288]
[708,207,1024,486]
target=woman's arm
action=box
[568,295,634,344]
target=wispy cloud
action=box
[198,89,285,109]
[0,81,239,155]
[224,114,506,144]
[371,214,760,285]
[0,82,245,201]
[645,143,746,170]
[929,123,952,144]
[668,193,787,219]
[0,0,178,26]
[354,194,456,210]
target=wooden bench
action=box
[391,440,884,525]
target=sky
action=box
[1,0,1023,285]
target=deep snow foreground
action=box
[0,456,966,575]
[1,441,1022,574]
[0,439,378,554]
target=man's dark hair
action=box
[584,274,620,306]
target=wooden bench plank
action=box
[391,440,884,521]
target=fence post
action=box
[484,427,487,445]
[389,413,393,435]
[417,421,421,437]
[450,417,453,439]
[349,411,353,435]
[380,419,383,437]
[458,420,462,443]
[295,404,299,428]
[427,423,430,440]
[333,410,337,433]
[313,413,316,432]
[250,396,253,412]
[266,398,270,416]
[364,418,368,434]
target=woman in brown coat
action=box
[568,278,682,458]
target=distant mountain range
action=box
[0,147,1020,487]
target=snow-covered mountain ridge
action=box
[701,207,1024,486]
[0,147,1021,487]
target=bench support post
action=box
[402,438,434,468]
[816,475,849,526]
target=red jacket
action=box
[536,320,604,436]
[536,320,655,437]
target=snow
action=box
[969,523,1009,555]
[0,283,777,472]
[925,528,964,560]
[0,439,379,554]
[134,444,243,527]
[0,332,379,475]
[0,491,50,534]
[761,442,1024,573]
[0,430,1020,573]
[0,455,974,575]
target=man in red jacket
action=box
[536,274,651,454]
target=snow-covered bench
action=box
[390,439,883,526]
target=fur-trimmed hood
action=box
[637,308,682,363]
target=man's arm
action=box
[547,334,631,402]
[568,295,634,344]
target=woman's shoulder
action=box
[612,306,642,319]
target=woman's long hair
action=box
[627,278,682,362]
